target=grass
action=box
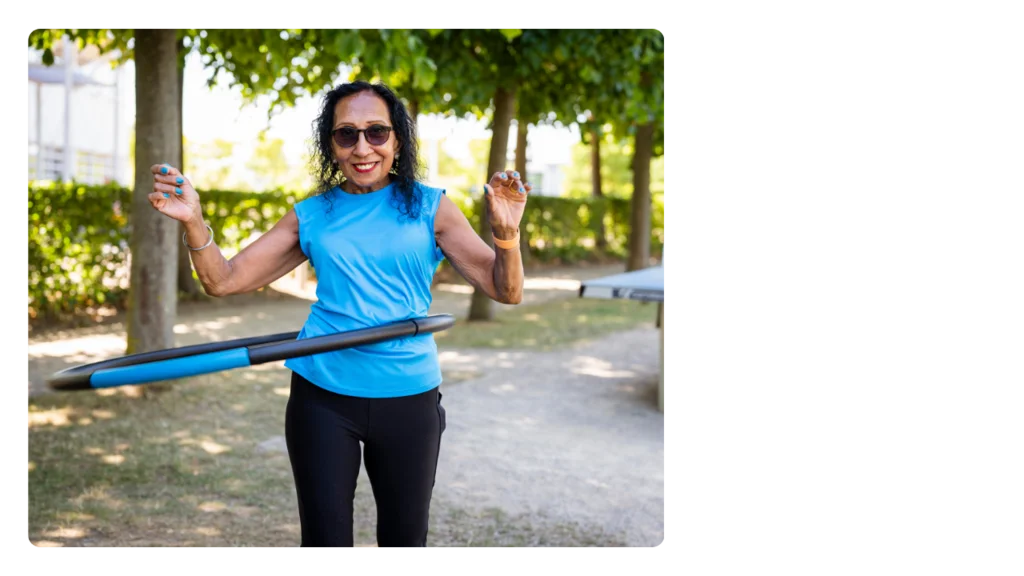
[435,296,659,350]
[29,369,301,547]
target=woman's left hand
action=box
[484,170,531,241]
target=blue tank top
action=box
[283,180,447,398]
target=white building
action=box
[28,38,131,185]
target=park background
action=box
[27,29,665,547]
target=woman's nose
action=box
[352,132,373,155]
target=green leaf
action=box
[42,48,54,66]
[499,29,522,42]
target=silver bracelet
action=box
[183,224,214,251]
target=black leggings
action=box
[284,371,446,547]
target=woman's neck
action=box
[342,176,392,194]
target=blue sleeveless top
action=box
[283,181,447,398]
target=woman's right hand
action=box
[149,163,203,225]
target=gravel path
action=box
[432,327,663,546]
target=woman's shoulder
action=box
[413,180,446,198]
[293,189,334,216]
[411,181,448,216]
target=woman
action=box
[148,81,530,546]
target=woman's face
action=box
[331,91,399,191]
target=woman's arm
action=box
[182,210,307,297]
[434,171,532,304]
[434,195,523,304]
[150,163,307,297]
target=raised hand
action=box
[483,169,532,241]
[148,163,203,225]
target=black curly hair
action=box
[308,81,423,219]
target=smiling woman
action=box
[138,79,536,547]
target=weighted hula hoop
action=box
[47,314,455,391]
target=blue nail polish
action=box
[160,166,168,174]
[499,173,507,179]
[176,177,183,184]
[175,187,182,195]
[519,187,525,193]
[484,184,489,195]
[513,171,520,178]
[163,192,169,198]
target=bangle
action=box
[183,224,214,251]
[492,229,520,250]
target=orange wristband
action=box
[492,229,520,250]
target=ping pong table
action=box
[578,265,665,412]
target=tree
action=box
[127,30,182,356]
[621,31,664,271]
[548,30,665,270]
[501,30,597,266]
[417,30,527,321]
[32,28,353,362]
[31,29,182,362]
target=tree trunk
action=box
[176,39,200,298]
[409,98,419,129]
[627,122,654,272]
[515,120,528,179]
[514,118,531,268]
[591,124,608,252]
[468,86,515,321]
[126,30,180,359]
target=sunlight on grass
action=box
[57,512,95,522]
[28,407,73,428]
[198,501,227,513]
[199,440,231,455]
[439,297,657,351]
[44,527,86,539]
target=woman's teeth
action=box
[354,162,377,171]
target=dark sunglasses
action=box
[331,124,393,148]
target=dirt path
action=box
[431,327,663,546]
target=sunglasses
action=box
[331,124,393,148]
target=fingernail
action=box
[175,187,182,195]
[176,177,183,184]
[163,192,169,198]
[513,171,520,178]
[499,173,507,179]
[160,166,168,174]
[519,186,525,193]
[484,184,489,195]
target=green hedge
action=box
[28,183,663,320]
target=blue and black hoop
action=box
[47,314,455,391]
